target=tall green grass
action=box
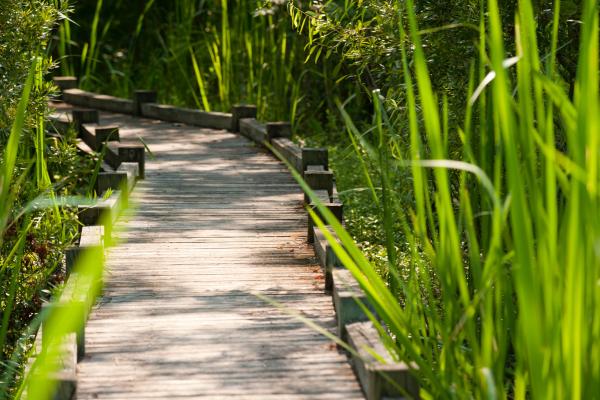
[0,61,38,360]
[56,0,307,122]
[297,0,599,398]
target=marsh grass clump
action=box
[296,0,599,398]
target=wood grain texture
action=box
[75,110,364,399]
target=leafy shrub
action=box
[0,1,94,394]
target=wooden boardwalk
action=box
[75,112,364,399]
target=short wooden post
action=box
[308,202,343,243]
[133,90,157,116]
[304,166,334,203]
[266,122,292,141]
[347,321,420,400]
[97,172,128,194]
[53,77,78,99]
[65,247,81,277]
[71,109,99,131]
[118,145,146,179]
[95,125,120,144]
[302,148,328,173]
[42,302,86,362]
[333,270,372,340]
[231,105,257,132]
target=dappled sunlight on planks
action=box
[75,110,363,399]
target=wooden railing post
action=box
[266,122,292,141]
[308,202,343,243]
[302,148,328,174]
[71,109,99,133]
[133,90,157,116]
[53,76,78,99]
[118,145,146,179]
[231,105,257,132]
[94,125,120,143]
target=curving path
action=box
[74,111,364,399]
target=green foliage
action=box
[0,0,67,133]
[297,0,599,398]
[57,0,316,121]
[0,1,99,396]
[289,0,582,126]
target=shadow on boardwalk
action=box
[75,110,364,399]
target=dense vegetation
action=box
[0,1,96,396]
[1,0,598,398]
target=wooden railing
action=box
[41,76,420,400]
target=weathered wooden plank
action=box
[313,226,344,292]
[140,103,232,130]
[34,332,77,400]
[347,321,420,400]
[117,162,138,191]
[266,121,292,140]
[271,137,302,172]
[239,117,267,143]
[63,88,136,114]
[332,269,371,339]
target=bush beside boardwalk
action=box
[0,1,97,396]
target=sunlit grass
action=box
[295,0,600,398]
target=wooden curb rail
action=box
[228,101,420,400]
[23,79,146,398]
[33,182,136,399]
[45,76,420,400]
